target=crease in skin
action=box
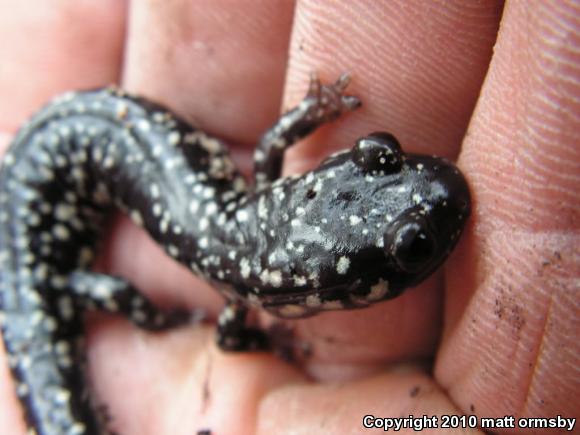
[520,290,554,416]
[441,13,580,422]
[438,196,578,417]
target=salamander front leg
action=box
[216,301,269,351]
[254,73,361,186]
[69,271,194,330]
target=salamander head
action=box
[240,132,470,318]
[346,132,471,282]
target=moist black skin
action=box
[0,75,470,435]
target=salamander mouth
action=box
[255,279,390,318]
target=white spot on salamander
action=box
[152,203,162,217]
[278,304,307,318]
[290,219,301,227]
[137,119,151,132]
[258,269,283,287]
[412,194,423,204]
[336,256,350,274]
[167,131,181,146]
[150,184,160,198]
[54,203,76,221]
[349,215,362,226]
[236,209,249,222]
[305,294,321,308]
[240,258,251,279]
[167,245,179,257]
[322,300,344,310]
[58,296,74,321]
[269,270,282,287]
[53,224,70,241]
[293,275,307,286]
[205,202,218,215]
[368,279,389,301]
[130,210,144,226]
[189,200,200,214]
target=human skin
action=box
[0,1,578,434]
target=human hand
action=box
[0,1,577,434]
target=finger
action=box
[256,366,483,435]
[0,341,27,435]
[99,0,296,312]
[123,0,295,145]
[281,0,502,368]
[282,0,504,168]
[0,0,127,133]
[88,322,481,435]
[436,0,579,422]
[87,320,306,435]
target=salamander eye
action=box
[352,132,403,174]
[389,221,435,272]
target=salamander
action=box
[0,74,471,434]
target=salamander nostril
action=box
[306,188,316,199]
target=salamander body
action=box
[0,75,470,434]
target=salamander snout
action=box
[382,153,471,281]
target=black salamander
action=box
[0,74,471,434]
